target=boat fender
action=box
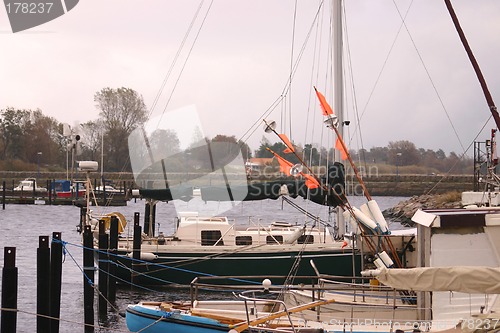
[343,210,360,235]
[126,252,158,261]
[373,258,385,269]
[377,251,394,268]
[352,207,379,232]
[284,227,304,244]
[360,203,374,221]
[367,200,390,234]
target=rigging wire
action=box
[303,0,324,157]
[159,0,215,121]
[147,0,207,120]
[287,0,299,141]
[348,1,414,143]
[342,3,366,173]
[239,1,325,145]
[427,115,492,194]
[391,0,466,153]
[100,1,211,197]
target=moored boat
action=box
[108,208,362,286]
[13,178,47,192]
[125,286,331,333]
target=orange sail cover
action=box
[314,86,334,116]
[335,137,348,160]
[268,148,294,175]
[278,133,295,154]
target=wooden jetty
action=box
[1,179,130,206]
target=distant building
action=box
[245,157,275,175]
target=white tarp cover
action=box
[376,266,500,294]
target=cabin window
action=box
[201,230,224,246]
[298,235,314,244]
[266,235,283,245]
[235,236,252,245]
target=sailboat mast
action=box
[444,0,500,131]
[333,0,346,236]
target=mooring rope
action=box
[0,307,129,332]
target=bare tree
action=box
[94,87,148,171]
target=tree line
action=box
[0,87,252,174]
[253,139,473,175]
[0,86,473,175]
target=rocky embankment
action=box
[382,192,462,226]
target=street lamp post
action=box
[396,152,402,179]
[37,151,42,179]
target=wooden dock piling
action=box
[98,220,108,318]
[144,203,156,237]
[108,216,118,303]
[2,181,5,210]
[82,226,95,333]
[37,236,50,332]
[47,180,52,205]
[132,212,141,287]
[1,247,17,333]
[50,232,63,333]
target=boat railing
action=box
[188,275,420,331]
[189,274,416,306]
[235,289,296,330]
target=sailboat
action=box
[92,0,422,288]
[122,0,500,331]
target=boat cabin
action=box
[412,208,500,321]
[13,178,47,192]
[173,212,333,247]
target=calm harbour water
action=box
[0,195,409,332]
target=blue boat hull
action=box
[126,304,229,333]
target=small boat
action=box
[50,179,86,198]
[94,185,122,193]
[13,178,47,192]
[126,287,331,333]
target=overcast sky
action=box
[1,0,499,156]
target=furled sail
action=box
[371,266,500,294]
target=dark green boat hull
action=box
[112,248,361,286]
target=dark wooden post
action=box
[108,216,118,302]
[132,212,141,286]
[47,180,52,205]
[50,232,63,333]
[98,220,108,318]
[79,207,86,234]
[144,203,156,237]
[82,226,94,333]
[1,247,17,333]
[37,236,50,332]
[2,181,5,210]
